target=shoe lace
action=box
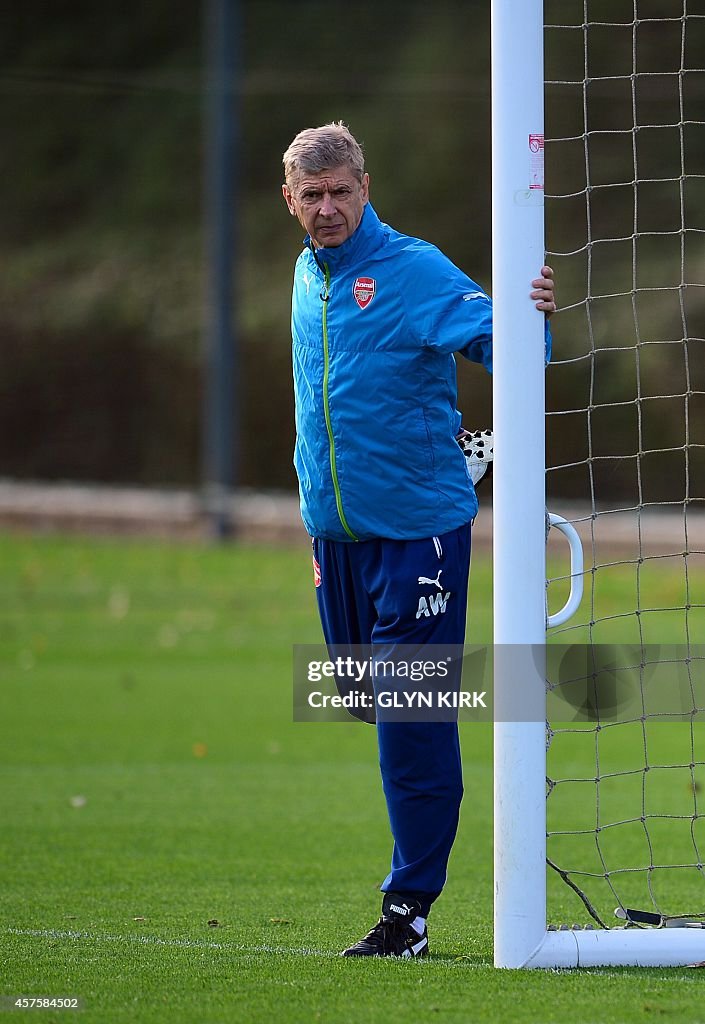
[364,916,409,953]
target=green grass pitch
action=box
[1,531,705,1023]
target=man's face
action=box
[282,166,369,248]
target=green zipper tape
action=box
[321,263,357,540]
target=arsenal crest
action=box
[353,276,376,309]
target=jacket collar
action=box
[304,203,385,271]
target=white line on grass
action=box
[5,927,483,967]
[8,929,703,976]
[6,927,334,959]
[8,927,705,977]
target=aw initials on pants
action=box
[416,592,451,619]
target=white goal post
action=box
[491,0,705,968]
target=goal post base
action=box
[498,928,705,969]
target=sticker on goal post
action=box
[528,133,544,190]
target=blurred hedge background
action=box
[2,0,704,502]
[1,0,493,491]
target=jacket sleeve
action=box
[400,247,551,371]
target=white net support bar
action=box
[492,0,705,967]
[544,0,705,939]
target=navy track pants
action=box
[313,521,472,916]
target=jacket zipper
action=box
[321,262,357,540]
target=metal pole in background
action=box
[202,0,239,539]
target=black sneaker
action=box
[341,894,429,958]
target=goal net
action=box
[544,0,705,932]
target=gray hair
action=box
[283,122,365,189]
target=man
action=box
[282,122,555,958]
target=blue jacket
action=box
[291,203,547,541]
